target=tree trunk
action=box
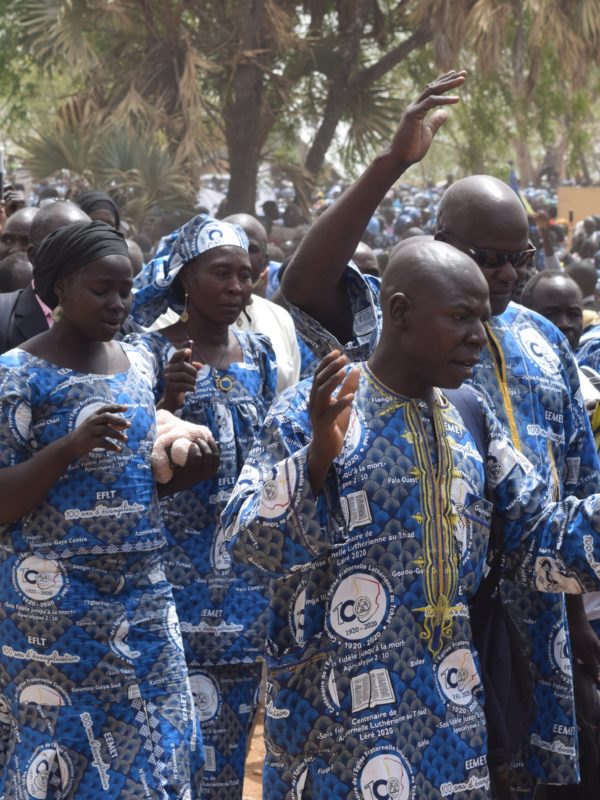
[513,136,534,186]
[222,0,266,215]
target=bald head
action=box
[437,175,529,249]
[381,239,488,306]
[370,239,490,397]
[352,242,379,277]
[223,213,268,285]
[28,201,90,265]
[565,259,597,301]
[126,238,144,278]
[0,207,39,260]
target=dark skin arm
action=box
[281,70,466,344]
[157,436,220,497]
[156,344,221,493]
[0,404,130,524]
[307,350,360,495]
[565,593,600,682]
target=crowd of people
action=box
[0,70,599,800]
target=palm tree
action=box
[418,0,600,182]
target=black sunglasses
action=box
[438,228,537,270]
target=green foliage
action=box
[23,122,197,230]
[1,0,600,213]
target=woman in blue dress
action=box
[130,216,277,799]
[0,221,210,799]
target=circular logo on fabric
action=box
[165,602,185,651]
[355,750,413,800]
[19,681,69,707]
[436,647,480,707]
[328,568,391,643]
[292,764,309,800]
[259,460,297,520]
[550,623,572,679]
[320,660,341,712]
[73,400,107,430]
[13,556,66,603]
[110,616,141,661]
[12,400,32,445]
[0,694,10,724]
[189,672,220,722]
[214,402,234,443]
[289,583,306,644]
[211,526,232,572]
[26,746,73,800]
[335,408,363,464]
[517,328,560,376]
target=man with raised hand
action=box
[281,71,600,799]
[223,238,600,800]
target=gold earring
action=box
[179,290,189,323]
[51,305,63,322]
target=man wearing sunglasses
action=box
[281,72,600,800]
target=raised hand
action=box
[307,350,360,494]
[387,70,466,169]
[160,344,200,412]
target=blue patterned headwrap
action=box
[130,214,248,326]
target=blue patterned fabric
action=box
[128,330,278,667]
[265,261,282,300]
[127,329,277,797]
[576,323,600,373]
[222,368,600,800]
[0,346,203,799]
[130,215,248,328]
[190,663,262,800]
[287,263,600,794]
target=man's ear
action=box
[389,292,410,330]
[26,244,36,267]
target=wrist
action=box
[375,148,411,178]
[307,442,333,496]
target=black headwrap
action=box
[34,220,129,309]
[75,190,121,230]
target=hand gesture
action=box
[64,404,130,458]
[387,70,466,169]
[159,436,221,497]
[3,185,25,218]
[307,350,360,494]
[160,345,200,412]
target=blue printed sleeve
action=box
[482,404,600,594]
[287,263,381,362]
[221,381,342,575]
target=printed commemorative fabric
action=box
[128,330,277,667]
[297,335,319,380]
[288,263,600,791]
[221,369,600,800]
[265,261,282,300]
[0,549,203,799]
[286,268,381,363]
[576,323,600,373]
[188,663,262,799]
[471,304,600,794]
[0,345,165,558]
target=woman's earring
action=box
[51,305,63,322]
[179,290,189,323]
